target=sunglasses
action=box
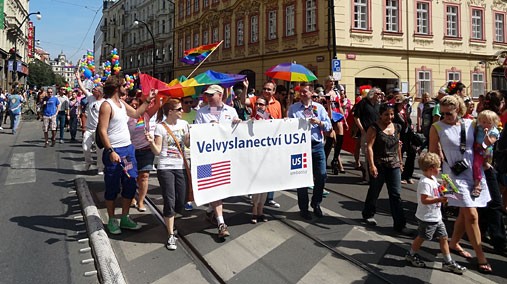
[172,107,183,111]
[441,112,455,116]
[255,103,266,106]
[183,101,193,105]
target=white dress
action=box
[434,119,491,207]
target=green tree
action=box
[27,59,55,88]
[54,74,68,87]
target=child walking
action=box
[405,152,466,274]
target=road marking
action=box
[5,152,36,185]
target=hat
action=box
[393,94,408,104]
[438,87,447,95]
[204,84,223,94]
[392,88,400,93]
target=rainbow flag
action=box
[136,116,145,129]
[180,42,220,65]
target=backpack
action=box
[421,100,436,138]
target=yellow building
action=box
[174,0,507,97]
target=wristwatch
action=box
[106,148,115,155]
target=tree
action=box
[27,59,55,88]
[54,74,68,87]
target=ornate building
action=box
[50,52,75,85]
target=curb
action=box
[75,178,126,284]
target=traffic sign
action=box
[332,59,341,80]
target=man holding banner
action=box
[195,84,241,238]
[288,82,332,220]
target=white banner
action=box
[190,118,314,206]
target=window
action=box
[445,5,458,37]
[416,1,429,34]
[385,0,399,32]
[417,70,431,96]
[447,71,460,82]
[353,0,368,30]
[471,8,483,40]
[194,33,199,47]
[162,20,166,33]
[212,27,219,43]
[185,35,191,50]
[471,72,484,98]
[306,0,316,32]
[268,10,277,40]
[203,30,209,45]
[203,0,208,8]
[285,4,295,37]
[224,23,231,48]
[186,0,191,16]
[237,20,244,46]
[495,13,505,43]
[251,15,259,43]
[194,0,199,12]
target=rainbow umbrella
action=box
[265,62,317,82]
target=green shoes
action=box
[120,215,142,230]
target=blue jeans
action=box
[297,143,327,212]
[10,112,20,134]
[69,115,78,139]
[362,165,406,230]
[56,111,66,140]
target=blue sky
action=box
[29,0,103,64]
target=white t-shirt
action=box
[85,94,105,131]
[195,104,238,124]
[415,176,442,222]
[154,120,189,170]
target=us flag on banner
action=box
[197,160,231,190]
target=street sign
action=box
[332,59,341,81]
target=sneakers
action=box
[166,234,177,250]
[119,215,142,230]
[364,217,377,226]
[442,260,466,274]
[107,218,121,235]
[405,252,426,268]
[267,200,280,208]
[206,211,218,225]
[323,190,330,197]
[59,139,64,144]
[184,202,193,211]
[218,223,230,238]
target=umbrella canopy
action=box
[265,62,317,82]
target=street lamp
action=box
[12,11,42,82]
[133,18,156,76]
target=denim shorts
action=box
[102,144,138,200]
[417,219,448,240]
[135,148,155,172]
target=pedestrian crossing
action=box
[5,152,36,185]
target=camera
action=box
[450,160,469,175]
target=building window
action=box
[416,1,430,35]
[353,0,368,30]
[185,35,191,50]
[495,13,505,43]
[285,4,295,37]
[268,10,277,40]
[194,0,199,12]
[250,15,259,43]
[178,3,184,19]
[194,33,199,47]
[471,8,483,40]
[471,72,484,98]
[203,0,208,8]
[186,0,191,16]
[212,27,219,43]
[162,20,166,34]
[203,30,209,45]
[417,70,431,96]
[224,23,231,48]
[445,5,459,37]
[385,0,399,32]
[306,0,316,32]
[237,20,244,46]
[447,71,460,82]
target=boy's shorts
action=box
[417,219,448,240]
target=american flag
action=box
[197,160,231,190]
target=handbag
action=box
[161,122,194,202]
[95,122,104,149]
[410,131,426,147]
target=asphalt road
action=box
[0,119,98,284]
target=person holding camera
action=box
[429,95,492,274]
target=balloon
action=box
[83,68,92,79]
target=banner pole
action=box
[186,40,223,78]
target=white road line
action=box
[5,152,36,185]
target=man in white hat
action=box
[195,84,241,238]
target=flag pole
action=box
[186,40,224,78]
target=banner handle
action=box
[186,40,224,79]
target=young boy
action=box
[405,152,466,274]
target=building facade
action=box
[50,52,75,85]
[173,0,507,98]
[0,0,34,91]
[96,0,175,83]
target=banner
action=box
[0,1,4,30]
[27,22,34,58]
[190,118,313,206]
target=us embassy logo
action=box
[290,153,308,175]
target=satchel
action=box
[410,131,426,147]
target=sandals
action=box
[450,248,472,259]
[477,263,492,274]
[471,188,482,198]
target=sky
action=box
[29,0,104,65]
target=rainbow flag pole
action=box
[186,40,224,78]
